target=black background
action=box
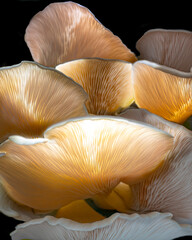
[0,0,191,239]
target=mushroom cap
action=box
[0,61,87,143]
[25,2,137,67]
[56,58,134,115]
[11,212,192,240]
[132,60,192,123]
[0,116,173,211]
[136,29,192,72]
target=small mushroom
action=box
[136,29,192,72]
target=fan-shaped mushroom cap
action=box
[0,61,87,143]
[0,116,173,211]
[25,2,137,67]
[136,29,192,72]
[133,60,192,123]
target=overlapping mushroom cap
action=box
[0,61,87,143]
[55,57,192,121]
[0,1,192,240]
[25,2,137,67]
[130,29,192,123]
[24,1,192,123]
[0,116,173,212]
[120,109,192,224]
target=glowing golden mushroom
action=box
[132,60,192,123]
[0,116,173,212]
[56,58,134,115]
[25,2,137,67]
[55,200,105,223]
[0,61,87,143]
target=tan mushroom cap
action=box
[136,29,192,72]
[0,116,173,211]
[0,61,87,143]
[133,60,192,123]
[56,58,134,115]
[25,2,137,67]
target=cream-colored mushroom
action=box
[11,212,192,240]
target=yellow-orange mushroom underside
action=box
[0,117,173,211]
[56,58,134,115]
[133,61,192,123]
[0,61,87,143]
[56,200,105,223]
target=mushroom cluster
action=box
[0,2,192,240]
